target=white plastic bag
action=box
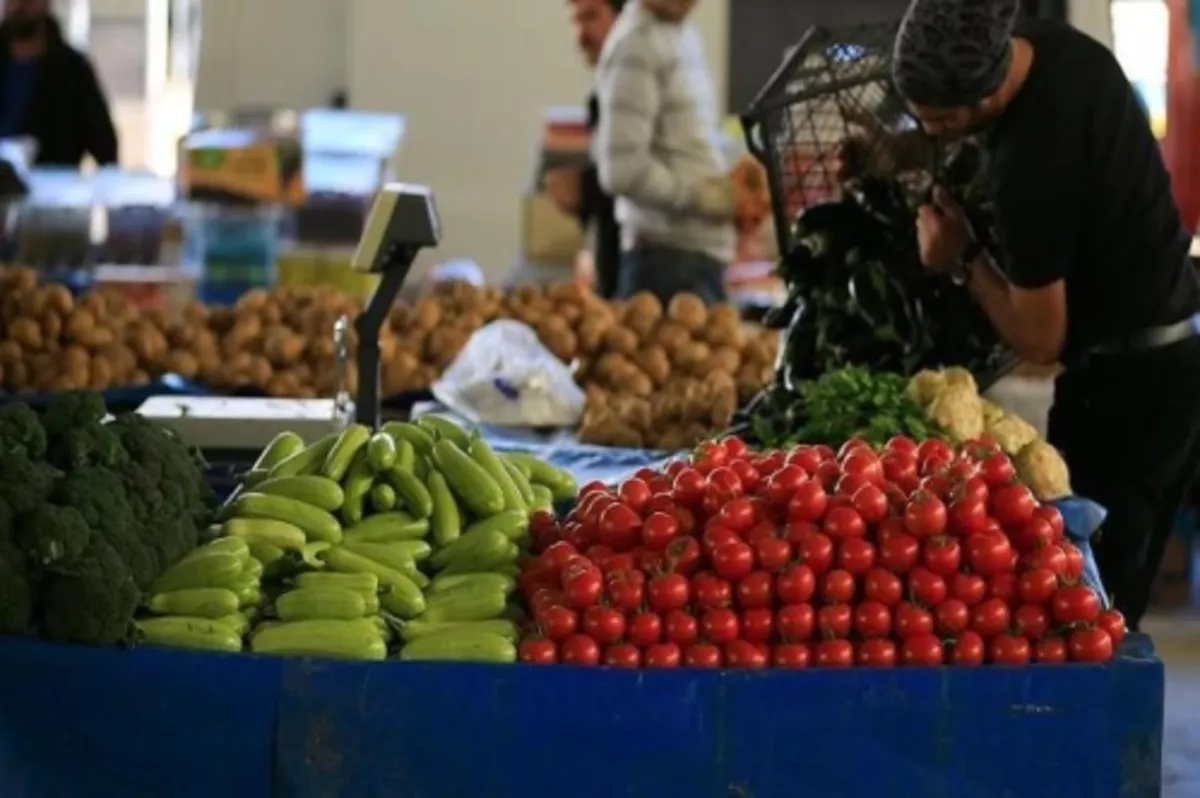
[431,320,586,428]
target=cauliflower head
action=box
[1014,440,1072,501]
[906,370,948,408]
[986,412,1039,456]
[980,398,1006,427]
[928,383,985,442]
[941,367,979,395]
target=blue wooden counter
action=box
[0,634,1163,798]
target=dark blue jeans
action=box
[617,244,727,305]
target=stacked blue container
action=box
[186,203,281,305]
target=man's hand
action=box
[543,167,583,215]
[916,186,972,272]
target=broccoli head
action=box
[0,538,34,635]
[39,540,139,646]
[45,423,129,472]
[53,467,159,589]
[40,391,107,439]
[0,452,61,514]
[14,504,91,568]
[0,401,46,460]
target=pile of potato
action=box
[0,267,175,393]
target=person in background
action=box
[544,0,625,298]
[594,0,735,305]
[893,0,1200,630]
[0,0,117,167]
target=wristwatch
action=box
[950,240,983,286]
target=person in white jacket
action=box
[593,0,734,304]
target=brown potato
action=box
[667,292,707,332]
[602,326,638,356]
[9,317,42,349]
[634,345,671,387]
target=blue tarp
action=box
[0,634,1164,798]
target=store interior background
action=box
[61,0,1133,286]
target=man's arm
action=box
[76,56,118,165]
[965,253,1067,365]
[594,32,698,213]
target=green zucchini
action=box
[251,475,345,512]
[268,433,339,479]
[343,511,429,543]
[430,440,505,517]
[251,619,386,660]
[136,617,244,653]
[231,493,343,544]
[276,587,368,621]
[385,467,434,519]
[399,630,517,663]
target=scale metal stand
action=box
[138,184,441,456]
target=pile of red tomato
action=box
[516,434,1127,669]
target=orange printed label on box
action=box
[181,145,304,205]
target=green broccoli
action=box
[0,497,13,542]
[39,540,140,646]
[0,401,46,459]
[14,504,91,568]
[0,539,34,635]
[45,424,129,472]
[40,391,107,438]
[0,452,61,514]
[53,468,159,589]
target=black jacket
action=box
[580,93,620,298]
[0,16,117,167]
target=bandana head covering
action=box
[892,0,1021,108]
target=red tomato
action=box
[922,537,963,576]
[644,642,682,668]
[703,524,741,556]
[1034,636,1069,664]
[879,531,921,574]
[663,609,699,647]
[664,460,688,479]
[776,603,816,641]
[965,532,1016,576]
[721,435,749,459]
[672,468,707,505]
[776,564,816,605]
[1098,609,1128,647]
[894,602,935,638]
[542,541,580,571]
[753,537,793,573]
[711,541,756,581]
[1051,585,1102,626]
[902,634,945,666]
[837,537,877,575]
[579,480,609,499]
[853,600,892,638]
[904,491,948,538]
[917,438,955,466]
[784,520,820,546]
[716,497,757,532]
[1058,542,1086,582]
[908,567,948,607]
[684,643,723,668]
[857,638,898,667]
[786,446,825,474]
[701,608,740,644]
[741,607,776,643]
[946,460,982,485]
[1068,627,1114,663]
[1034,505,1065,538]
[582,606,626,645]
[787,481,830,523]
[1016,568,1059,605]
[950,630,986,665]
[601,554,638,575]
[838,438,874,460]
[1013,604,1051,640]
[817,604,853,638]
[1011,516,1056,554]
[736,571,775,609]
[627,612,663,647]
[519,638,558,663]
[920,472,956,499]
[823,505,867,540]
[990,483,1037,526]
[988,572,1019,604]
[815,639,855,668]
[562,569,603,610]
[743,521,778,547]
[729,460,762,495]
[949,572,987,606]
[935,598,970,635]
[664,536,702,576]
[850,484,889,525]
[640,511,680,550]
[585,545,615,564]
[881,451,920,489]
[693,441,728,470]
[637,548,667,574]
[796,530,836,573]
[647,574,690,613]
[774,643,812,668]
[970,598,1011,638]
[559,634,601,665]
[706,467,743,497]
[604,643,642,668]
[598,503,643,551]
[820,569,857,604]
[693,575,733,610]
[1025,544,1068,577]
[726,639,770,669]
[864,567,904,606]
[885,435,919,456]
[989,634,1032,665]
[978,452,1017,486]
[617,479,652,513]
[835,472,874,500]
[764,465,808,507]
[948,495,989,536]
[645,493,676,515]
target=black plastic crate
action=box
[741,21,938,259]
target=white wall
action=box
[194,0,728,282]
[1070,0,1115,48]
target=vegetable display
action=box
[514,434,1122,668]
[0,391,216,644]
[147,419,577,661]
